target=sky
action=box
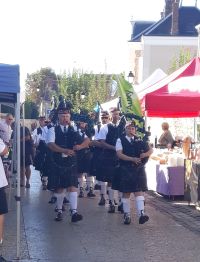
[0,0,165,89]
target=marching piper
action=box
[90,111,110,205]
[97,107,125,213]
[76,117,94,198]
[47,109,88,222]
[115,121,153,225]
[32,116,49,190]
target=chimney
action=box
[171,0,180,35]
[164,0,173,17]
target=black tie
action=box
[63,126,67,133]
[81,131,85,139]
[130,138,134,145]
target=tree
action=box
[56,70,113,112]
[25,67,115,113]
[25,67,59,104]
[23,100,39,119]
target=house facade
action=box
[129,0,200,84]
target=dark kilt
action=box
[89,147,103,177]
[0,187,8,215]
[33,141,48,173]
[76,148,92,174]
[96,149,118,183]
[20,140,33,167]
[47,156,78,190]
[113,163,148,193]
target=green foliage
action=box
[25,66,115,114]
[25,67,59,104]
[168,47,193,74]
[23,100,39,119]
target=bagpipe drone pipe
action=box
[119,113,151,143]
[117,97,151,143]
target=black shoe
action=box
[63,197,69,204]
[124,213,131,225]
[98,196,106,206]
[79,190,84,198]
[71,212,83,223]
[94,184,101,190]
[139,214,149,224]
[108,204,115,213]
[55,205,65,212]
[49,196,57,204]
[25,183,30,188]
[118,203,124,213]
[87,190,96,198]
[54,211,63,221]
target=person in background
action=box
[32,116,47,147]
[32,116,49,190]
[20,126,34,188]
[0,138,9,261]
[158,122,174,149]
[0,114,14,146]
[30,121,37,133]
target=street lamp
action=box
[127,71,134,84]
[195,24,200,57]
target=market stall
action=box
[0,64,21,258]
[141,57,200,199]
[147,149,185,197]
[144,57,200,118]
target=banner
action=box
[116,75,143,117]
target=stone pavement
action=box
[2,167,200,262]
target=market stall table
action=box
[146,160,185,197]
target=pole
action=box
[195,24,200,57]
[197,31,200,58]
[194,118,196,143]
[16,93,21,259]
[22,103,25,182]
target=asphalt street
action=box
[2,167,200,262]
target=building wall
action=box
[141,36,197,80]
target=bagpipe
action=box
[117,97,151,143]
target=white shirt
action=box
[93,125,101,140]
[98,122,119,140]
[32,126,48,146]
[116,136,134,151]
[0,138,8,188]
[77,129,88,139]
[0,119,12,143]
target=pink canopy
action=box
[142,57,200,117]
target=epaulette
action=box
[47,123,54,129]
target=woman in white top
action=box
[0,138,9,250]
